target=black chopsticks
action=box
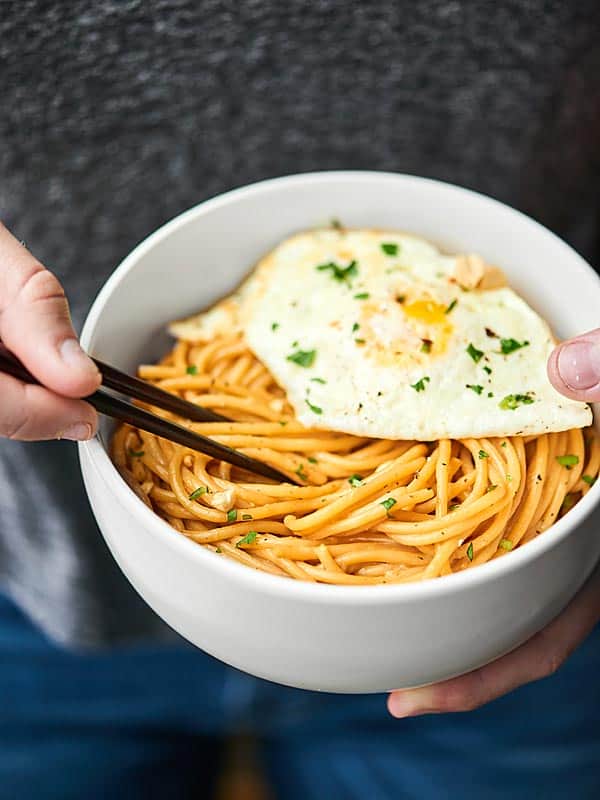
[0,341,294,485]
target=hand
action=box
[388,332,600,717]
[0,222,101,441]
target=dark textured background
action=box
[0,0,599,644]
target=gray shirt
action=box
[1,0,599,646]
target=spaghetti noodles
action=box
[111,334,600,585]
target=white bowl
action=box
[79,172,600,693]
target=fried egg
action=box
[170,229,591,440]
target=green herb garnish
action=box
[411,376,430,392]
[311,377,327,384]
[215,547,222,553]
[486,484,498,493]
[287,349,316,368]
[499,393,534,410]
[271,322,280,331]
[296,463,308,481]
[381,243,399,256]
[236,532,258,548]
[478,450,488,459]
[561,494,576,512]
[308,456,318,464]
[500,338,529,355]
[305,399,323,414]
[354,292,370,300]
[466,343,484,363]
[227,509,238,522]
[466,542,474,561]
[352,322,360,333]
[499,539,514,551]
[188,487,207,500]
[348,474,363,487]
[421,339,432,353]
[556,454,579,469]
[316,259,358,284]
[483,365,492,375]
[381,497,397,513]
[354,338,366,344]
[445,298,458,314]
[127,448,144,458]
[583,474,597,486]
[466,384,484,394]
[186,365,198,375]
[242,514,253,520]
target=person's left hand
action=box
[388,332,600,718]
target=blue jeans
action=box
[1,593,599,800]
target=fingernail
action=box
[388,693,419,718]
[557,341,600,391]
[61,422,93,441]
[60,338,100,375]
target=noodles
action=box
[111,334,600,585]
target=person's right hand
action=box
[0,222,101,441]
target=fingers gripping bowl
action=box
[79,172,600,693]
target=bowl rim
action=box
[79,169,600,605]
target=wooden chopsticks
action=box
[0,341,294,485]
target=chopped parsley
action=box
[242,514,253,520]
[348,474,363,487]
[420,339,432,354]
[186,365,198,375]
[287,349,316,368]
[411,376,430,392]
[478,449,488,459]
[561,494,576,512]
[227,509,238,522]
[127,448,144,458]
[445,298,458,314]
[296,463,308,481]
[488,392,494,398]
[305,399,323,414]
[466,384,483,395]
[499,538,514,551]
[395,294,406,304]
[352,322,360,333]
[316,259,358,284]
[188,486,207,500]
[501,441,507,448]
[236,531,258,548]
[466,343,484,363]
[279,420,288,426]
[449,503,460,511]
[215,547,222,553]
[500,338,529,355]
[486,484,498,493]
[381,497,397,513]
[354,292,370,300]
[311,377,326,384]
[483,365,492,375]
[381,242,399,256]
[466,542,474,561]
[499,393,534,410]
[354,338,366,345]
[556,454,579,469]
[583,474,597,486]
[271,322,280,331]
[331,218,344,231]
[308,456,318,464]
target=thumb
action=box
[0,223,101,398]
[547,328,600,402]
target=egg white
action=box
[170,229,591,440]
